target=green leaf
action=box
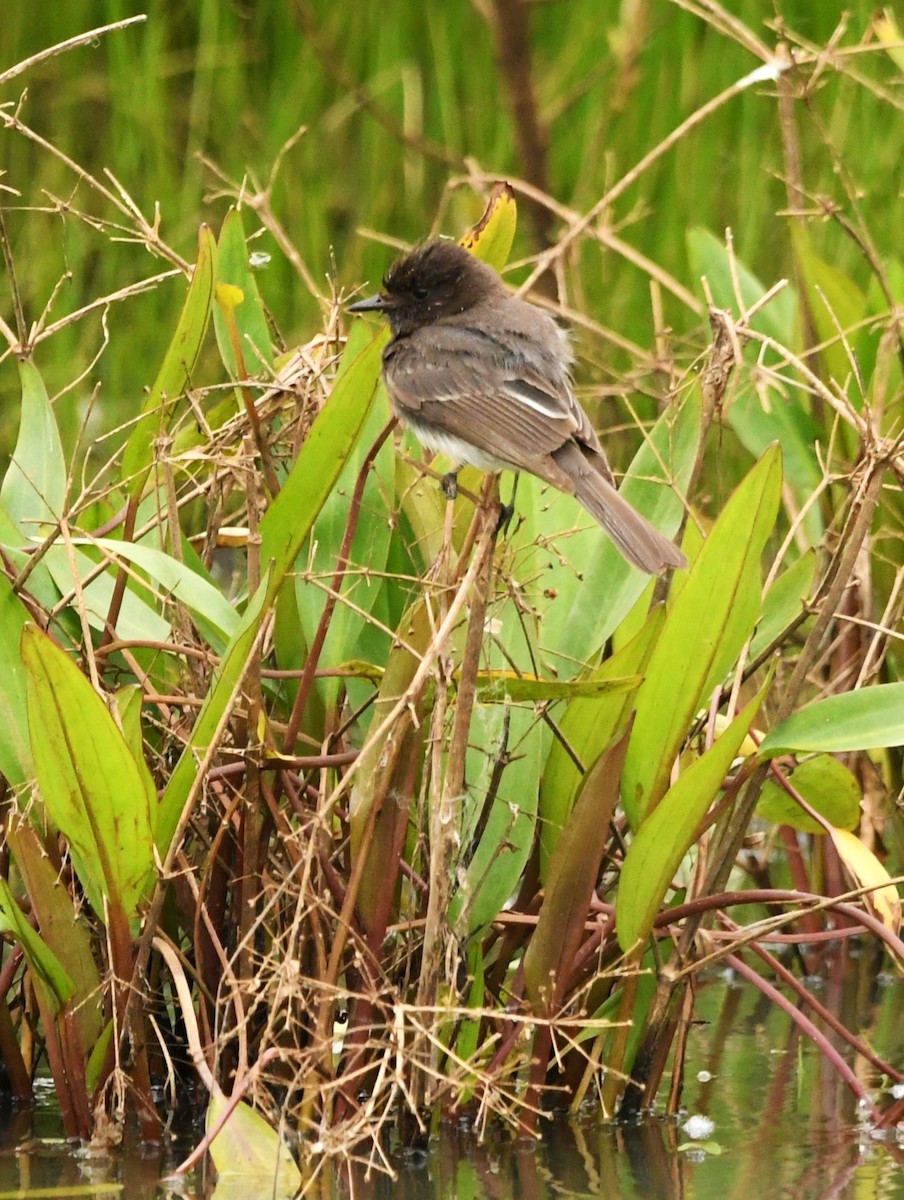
[86,1020,114,1095]
[758,754,861,833]
[687,227,796,343]
[6,817,104,1052]
[157,567,274,856]
[475,670,639,705]
[114,685,148,767]
[538,606,664,880]
[622,445,782,825]
[259,328,384,580]
[160,333,384,857]
[349,597,433,932]
[535,388,700,673]
[0,575,33,786]
[791,225,868,394]
[69,536,238,644]
[1,359,66,530]
[452,579,548,935]
[760,683,904,755]
[616,685,766,952]
[0,498,63,614]
[43,543,170,643]
[293,327,394,702]
[121,225,217,499]
[0,878,75,1014]
[22,625,158,922]
[687,229,825,543]
[213,208,274,376]
[456,702,543,934]
[728,384,825,546]
[455,943,485,1067]
[749,551,816,662]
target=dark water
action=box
[0,971,901,1199]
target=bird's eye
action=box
[412,285,428,301]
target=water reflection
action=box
[0,975,900,1199]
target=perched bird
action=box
[348,240,685,574]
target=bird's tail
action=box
[553,442,686,575]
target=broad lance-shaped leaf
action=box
[453,571,548,937]
[791,225,868,401]
[460,180,517,271]
[293,322,395,706]
[258,329,384,580]
[1,359,66,532]
[622,444,782,826]
[524,730,629,1013]
[68,536,239,644]
[21,625,157,922]
[538,607,664,882]
[535,387,700,673]
[0,575,33,786]
[690,230,822,546]
[0,878,75,1014]
[749,551,816,663]
[120,225,217,500]
[42,542,170,644]
[6,817,104,1053]
[455,701,542,935]
[475,670,639,704]
[206,1092,301,1190]
[158,567,274,856]
[214,207,274,377]
[616,680,768,953]
[687,227,796,344]
[760,683,904,755]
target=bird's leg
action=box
[440,469,460,500]
[495,472,519,535]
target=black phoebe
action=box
[348,240,686,574]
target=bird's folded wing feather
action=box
[384,324,608,474]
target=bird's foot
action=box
[494,472,519,535]
[441,470,459,500]
[495,501,515,536]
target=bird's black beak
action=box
[347,293,392,314]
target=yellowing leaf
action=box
[215,282,245,311]
[206,1093,300,1191]
[874,10,904,73]
[459,181,517,271]
[829,827,901,935]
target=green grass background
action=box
[1,2,899,451]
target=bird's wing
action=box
[384,323,608,475]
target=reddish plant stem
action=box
[725,915,903,1083]
[726,950,879,1119]
[99,494,138,649]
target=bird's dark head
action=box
[348,240,503,336]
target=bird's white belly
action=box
[403,419,509,472]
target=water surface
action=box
[0,970,900,1199]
